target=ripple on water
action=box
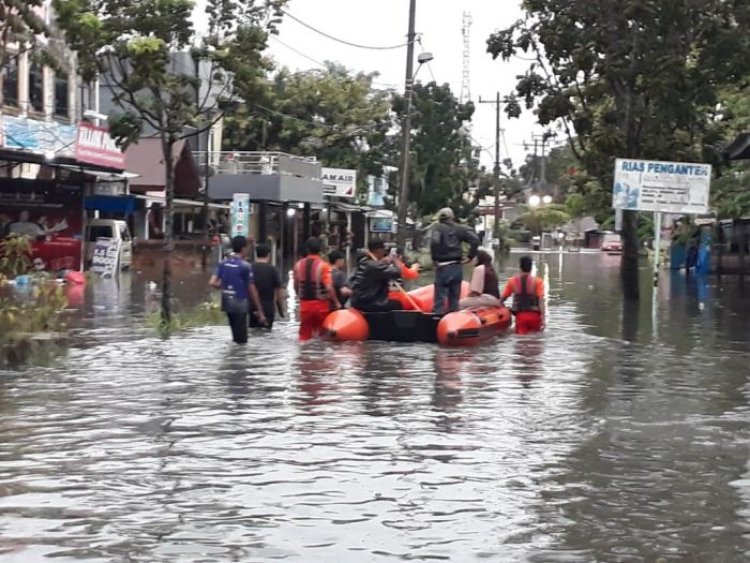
[1,256,750,561]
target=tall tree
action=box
[54,0,285,327]
[391,81,475,219]
[225,63,392,183]
[488,0,750,296]
[0,1,52,111]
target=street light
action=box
[542,195,553,205]
[528,194,541,208]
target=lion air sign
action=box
[75,122,126,169]
[321,168,357,198]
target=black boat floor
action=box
[362,311,441,343]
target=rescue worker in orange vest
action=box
[294,237,341,341]
[501,255,545,334]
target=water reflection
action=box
[0,254,749,561]
[512,336,544,388]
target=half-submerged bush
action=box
[0,283,69,367]
[146,298,224,338]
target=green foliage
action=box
[517,204,570,235]
[391,82,476,217]
[0,283,69,366]
[0,0,56,105]
[712,166,750,220]
[146,298,225,338]
[0,235,32,278]
[54,0,286,325]
[0,283,68,347]
[225,63,392,183]
[488,0,750,279]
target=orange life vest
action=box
[294,257,327,301]
[512,274,540,313]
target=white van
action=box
[86,219,133,270]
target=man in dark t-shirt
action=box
[328,250,351,309]
[250,243,284,329]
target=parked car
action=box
[85,219,133,269]
[531,235,541,251]
[601,232,622,253]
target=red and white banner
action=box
[75,122,125,169]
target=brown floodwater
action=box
[1,251,749,562]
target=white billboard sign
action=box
[322,168,357,198]
[613,158,711,215]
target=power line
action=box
[269,35,399,90]
[270,35,327,69]
[283,10,418,51]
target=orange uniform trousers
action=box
[299,299,331,341]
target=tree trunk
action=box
[161,137,176,328]
[621,209,640,300]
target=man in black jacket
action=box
[431,207,479,315]
[349,238,402,312]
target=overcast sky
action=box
[201,0,546,170]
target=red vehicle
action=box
[601,232,622,254]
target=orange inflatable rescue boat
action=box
[322,282,512,347]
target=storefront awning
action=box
[84,195,137,214]
[132,194,230,210]
[59,165,139,182]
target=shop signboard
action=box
[1,115,76,155]
[612,158,711,215]
[231,193,250,238]
[75,122,126,169]
[91,238,121,278]
[370,214,395,233]
[322,168,357,198]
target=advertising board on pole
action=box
[231,193,250,238]
[322,168,357,198]
[91,238,121,278]
[612,158,711,215]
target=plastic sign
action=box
[613,158,711,215]
[322,168,357,198]
[231,193,250,237]
[91,238,121,278]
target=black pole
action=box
[395,0,417,252]
[493,92,501,237]
[258,201,268,243]
[479,92,502,238]
[303,203,311,241]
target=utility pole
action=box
[396,0,417,253]
[527,132,556,188]
[479,92,502,238]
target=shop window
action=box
[54,72,69,118]
[2,53,19,107]
[29,61,44,113]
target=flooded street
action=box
[1,253,749,562]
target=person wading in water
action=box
[294,237,341,341]
[209,235,266,343]
[501,255,546,334]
